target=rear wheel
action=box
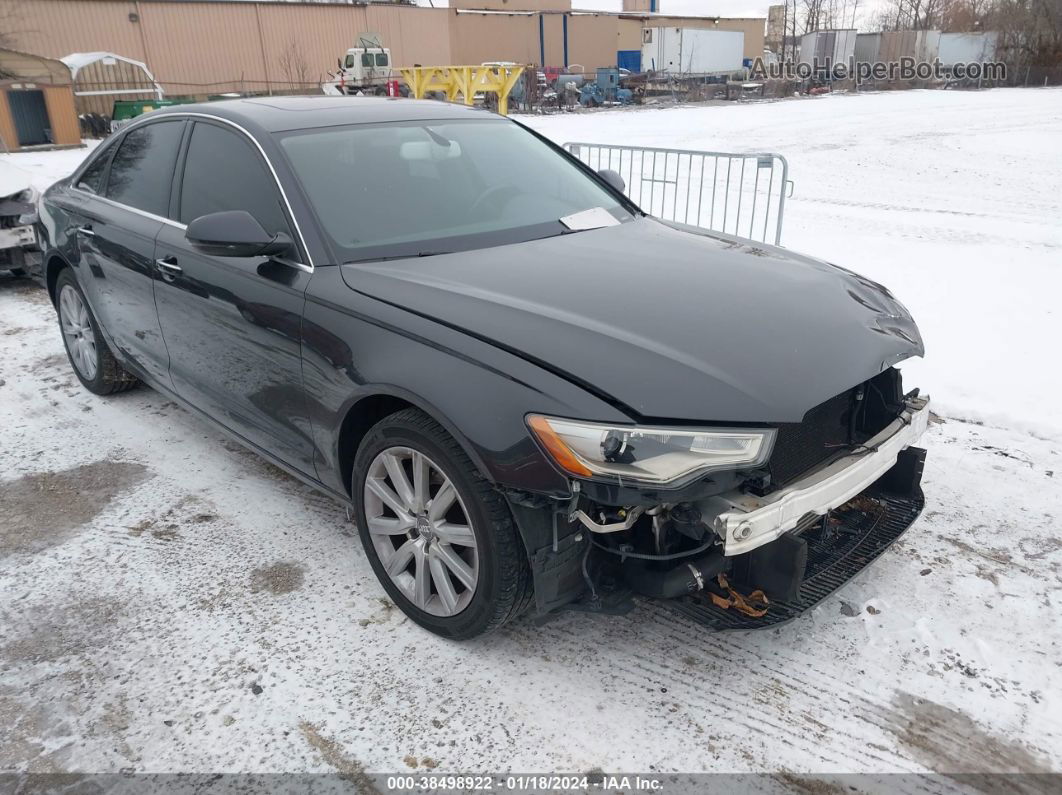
[55,268,139,396]
[352,408,532,639]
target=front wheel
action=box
[352,408,532,639]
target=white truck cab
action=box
[337,47,394,94]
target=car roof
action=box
[148,95,495,134]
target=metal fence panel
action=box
[564,142,793,246]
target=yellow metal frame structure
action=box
[399,65,525,116]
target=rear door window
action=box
[178,121,291,238]
[104,120,184,216]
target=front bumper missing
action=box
[0,224,37,250]
[670,482,925,630]
[702,396,930,556]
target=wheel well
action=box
[45,254,69,304]
[337,394,415,495]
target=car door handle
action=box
[76,225,95,237]
[155,257,182,278]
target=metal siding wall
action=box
[365,6,451,67]
[568,15,619,70]
[454,0,571,10]
[617,18,642,50]
[450,13,538,67]
[541,14,565,67]
[257,5,370,91]
[137,3,273,94]
[0,1,148,62]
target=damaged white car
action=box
[0,161,41,276]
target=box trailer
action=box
[938,32,998,66]
[641,27,745,74]
[854,32,881,63]
[798,29,858,67]
[874,30,941,62]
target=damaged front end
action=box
[514,367,929,630]
[0,165,40,274]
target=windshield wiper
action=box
[346,250,451,265]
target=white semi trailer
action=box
[798,29,858,67]
[938,32,999,66]
[641,27,745,75]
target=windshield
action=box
[277,118,631,263]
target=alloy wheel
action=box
[59,285,98,381]
[363,446,480,617]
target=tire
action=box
[55,268,140,396]
[352,408,532,639]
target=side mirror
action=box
[597,168,625,194]
[185,210,294,259]
[337,57,343,70]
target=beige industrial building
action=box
[0,0,766,98]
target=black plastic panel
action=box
[667,486,925,631]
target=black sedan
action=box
[37,97,930,638]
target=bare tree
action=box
[874,0,952,30]
[796,0,861,34]
[939,0,997,30]
[993,0,1062,68]
[867,0,1061,72]
[0,3,22,51]
[277,38,311,91]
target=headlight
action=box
[527,415,775,485]
[8,187,40,225]
[17,191,39,228]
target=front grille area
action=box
[668,486,925,631]
[768,390,854,486]
[766,374,901,487]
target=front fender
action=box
[301,267,631,500]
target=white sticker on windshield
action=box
[559,207,621,231]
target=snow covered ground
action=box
[1,88,1060,784]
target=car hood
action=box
[341,218,924,423]
[0,161,35,204]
